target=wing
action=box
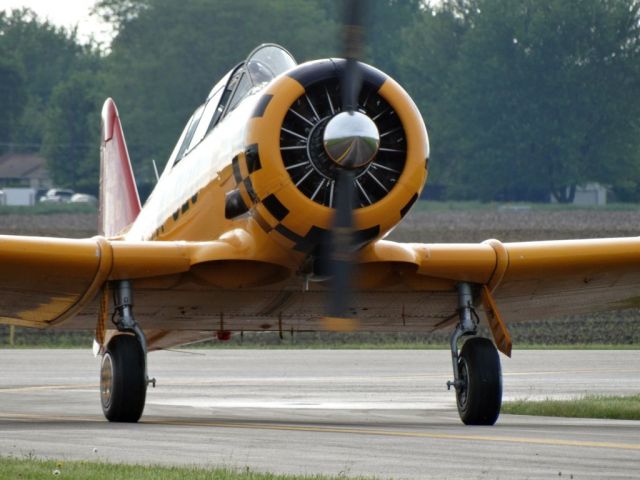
[0,230,293,330]
[3,231,638,351]
[402,237,640,321]
[127,236,640,351]
[356,237,640,343]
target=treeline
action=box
[1,0,639,202]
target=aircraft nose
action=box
[323,111,380,169]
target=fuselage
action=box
[125,45,429,276]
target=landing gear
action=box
[447,283,502,425]
[455,337,502,425]
[99,280,150,423]
[101,334,146,422]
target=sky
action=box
[1,0,113,44]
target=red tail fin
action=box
[99,98,141,236]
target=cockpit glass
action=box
[172,45,297,166]
[246,44,296,86]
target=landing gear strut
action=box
[100,280,150,422]
[447,283,502,425]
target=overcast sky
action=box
[1,0,113,44]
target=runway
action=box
[0,349,639,479]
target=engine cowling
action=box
[234,59,429,255]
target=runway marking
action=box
[145,419,640,451]
[1,412,638,452]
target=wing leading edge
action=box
[0,229,292,329]
[391,237,640,321]
[1,233,638,347]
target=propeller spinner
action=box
[323,111,380,169]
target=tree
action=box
[448,0,640,201]
[0,8,103,151]
[98,0,339,184]
[41,72,103,193]
[0,58,27,154]
[397,2,470,194]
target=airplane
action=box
[2,1,640,427]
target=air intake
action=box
[279,79,407,208]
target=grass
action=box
[0,457,370,480]
[502,394,640,420]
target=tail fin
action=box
[99,98,142,236]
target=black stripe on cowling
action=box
[274,223,378,253]
[354,225,381,249]
[245,144,262,173]
[293,225,328,253]
[253,210,272,232]
[224,189,249,219]
[252,94,273,118]
[287,58,386,91]
[287,59,336,88]
[275,223,304,244]
[262,194,289,221]
[232,155,242,183]
[333,59,386,91]
[244,177,259,202]
[400,193,418,218]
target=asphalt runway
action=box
[0,349,639,479]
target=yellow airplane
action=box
[2,7,640,426]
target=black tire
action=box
[456,337,502,425]
[100,334,147,422]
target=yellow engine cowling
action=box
[231,59,429,255]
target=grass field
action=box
[0,457,369,480]
[503,394,640,420]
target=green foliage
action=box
[2,0,640,201]
[503,394,640,420]
[0,58,26,154]
[0,9,97,151]
[403,0,640,201]
[99,0,338,183]
[0,457,365,480]
[397,3,469,190]
[41,72,104,193]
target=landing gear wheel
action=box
[100,334,147,422]
[456,337,502,425]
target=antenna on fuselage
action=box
[151,159,160,183]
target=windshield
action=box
[246,44,297,86]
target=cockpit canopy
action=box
[172,44,296,165]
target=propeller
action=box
[322,0,373,331]
[341,0,366,113]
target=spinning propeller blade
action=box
[322,0,372,330]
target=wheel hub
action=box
[100,353,114,409]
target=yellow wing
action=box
[357,237,640,355]
[0,230,292,330]
[2,232,639,351]
[362,237,640,322]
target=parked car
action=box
[39,188,75,203]
[70,193,98,204]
